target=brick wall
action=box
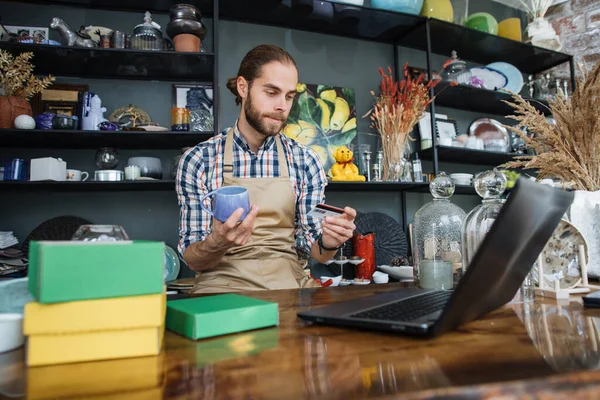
[546,0,600,77]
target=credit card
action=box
[308,203,345,220]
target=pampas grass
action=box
[501,61,600,191]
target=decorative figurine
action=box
[330,146,366,182]
[50,17,97,47]
[82,95,107,131]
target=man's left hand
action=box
[321,206,357,249]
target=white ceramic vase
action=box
[565,190,600,278]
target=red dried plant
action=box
[365,63,455,174]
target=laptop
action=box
[297,178,574,338]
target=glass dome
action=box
[412,172,466,290]
[461,170,507,269]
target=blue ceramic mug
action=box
[200,186,250,222]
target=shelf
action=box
[434,82,551,116]
[219,1,425,43]
[403,19,572,75]
[0,42,214,81]
[0,180,176,191]
[326,182,428,192]
[1,180,430,192]
[6,0,214,15]
[419,146,517,166]
[409,183,476,195]
[0,129,214,149]
[4,3,571,76]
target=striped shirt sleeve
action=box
[175,146,211,258]
[294,145,328,260]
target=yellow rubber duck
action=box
[330,146,365,182]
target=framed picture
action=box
[31,83,89,120]
[5,25,48,43]
[172,84,214,131]
[418,112,448,141]
[436,119,458,140]
[172,84,213,114]
[283,83,357,174]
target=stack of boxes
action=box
[23,240,166,367]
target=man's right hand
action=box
[205,205,260,251]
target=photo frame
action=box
[5,25,49,43]
[31,83,89,120]
[418,112,448,141]
[436,119,458,140]
[172,84,214,132]
[172,84,213,114]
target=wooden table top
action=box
[2,283,600,399]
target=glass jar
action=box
[412,172,466,289]
[171,107,191,131]
[461,170,507,269]
[95,147,119,170]
[129,11,165,51]
[440,50,471,85]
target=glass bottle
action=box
[412,154,423,183]
[412,172,466,289]
[461,170,507,269]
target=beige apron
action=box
[192,129,319,293]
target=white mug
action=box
[124,165,141,180]
[66,169,89,181]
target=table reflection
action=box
[512,300,600,372]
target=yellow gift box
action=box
[27,326,164,367]
[24,293,166,367]
[24,293,165,334]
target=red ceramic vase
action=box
[353,232,376,280]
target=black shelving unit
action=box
[419,146,518,166]
[0,42,215,82]
[403,18,572,75]
[2,0,576,241]
[434,82,551,116]
[8,0,214,14]
[0,129,214,149]
[0,180,176,191]
[0,180,429,192]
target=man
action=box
[176,44,357,293]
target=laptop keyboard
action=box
[350,291,453,322]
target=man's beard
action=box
[244,92,287,137]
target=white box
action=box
[30,157,67,181]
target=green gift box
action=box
[28,240,165,304]
[166,294,279,340]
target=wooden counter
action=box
[2,283,600,399]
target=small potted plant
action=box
[0,50,55,128]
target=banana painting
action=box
[283,83,356,176]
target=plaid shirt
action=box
[176,123,328,260]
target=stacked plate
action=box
[470,62,524,93]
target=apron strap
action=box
[223,127,290,179]
[223,128,235,177]
[275,135,290,178]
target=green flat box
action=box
[166,294,279,340]
[28,240,164,304]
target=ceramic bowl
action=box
[127,157,163,179]
[0,313,24,353]
[320,275,342,287]
[52,115,78,130]
[0,278,34,314]
[372,271,389,284]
